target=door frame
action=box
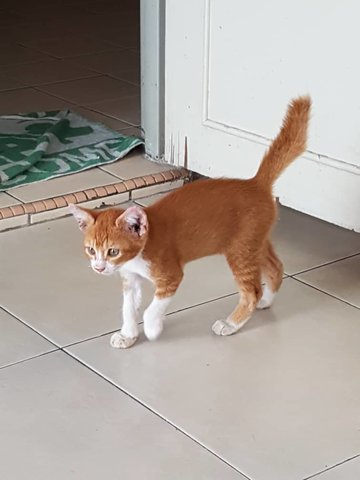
[140,0,166,162]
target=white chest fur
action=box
[120,254,152,282]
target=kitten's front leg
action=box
[110,273,142,349]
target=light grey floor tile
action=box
[0,217,122,346]
[296,254,360,308]
[135,193,167,206]
[0,192,20,208]
[100,151,171,179]
[69,279,360,480]
[10,168,118,202]
[0,308,55,368]
[272,205,360,275]
[310,456,360,480]
[0,351,242,480]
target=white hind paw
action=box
[256,284,275,310]
[256,298,272,309]
[110,332,138,349]
[212,319,242,336]
[144,318,163,341]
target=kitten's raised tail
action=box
[255,96,311,187]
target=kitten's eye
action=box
[86,247,96,256]
[108,248,120,257]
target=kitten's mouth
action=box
[92,268,114,276]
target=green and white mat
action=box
[0,110,143,191]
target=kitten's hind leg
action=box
[143,296,173,341]
[212,253,262,336]
[143,272,183,341]
[111,273,142,349]
[257,241,283,310]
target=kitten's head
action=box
[70,204,148,275]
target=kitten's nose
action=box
[94,266,105,273]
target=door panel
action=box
[165,0,360,230]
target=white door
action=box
[165,0,360,232]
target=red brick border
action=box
[0,168,189,220]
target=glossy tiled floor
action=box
[0,188,360,479]
[1,1,360,479]
[0,0,142,210]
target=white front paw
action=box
[212,319,242,336]
[110,332,138,349]
[144,318,163,341]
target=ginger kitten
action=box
[70,96,311,349]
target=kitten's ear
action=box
[116,206,148,237]
[69,204,95,232]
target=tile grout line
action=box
[62,348,251,480]
[17,45,124,62]
[0,292,240,372]
[82,70,140,88]
[3,189,23,202]
[84,97,140,126]
[287,251,360,277]
[0,58,89,87]
[96,167,125,182]
[63,329,120,350]
[3,58,139,90]
[60,46,130,60]
[63,292,240,350]
[16,46,60,61]
[165,291,239,317]
[0,213,67,232]
[0,305,61,349]
[21,73,102,88]
[84,102,138,126]
[38,50,141,83]
[302,452,360,479]
[66,45,135,59]
[106,75,140,88]
[292,277,360,311]
[0,85,29,94]
[34,80,139,107]
[0,274,287,367]
[0,349,58,371]
[133,193,168,205]
[3,190,24,203]
[31,84,84,104]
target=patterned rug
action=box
[0,110,143,191]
